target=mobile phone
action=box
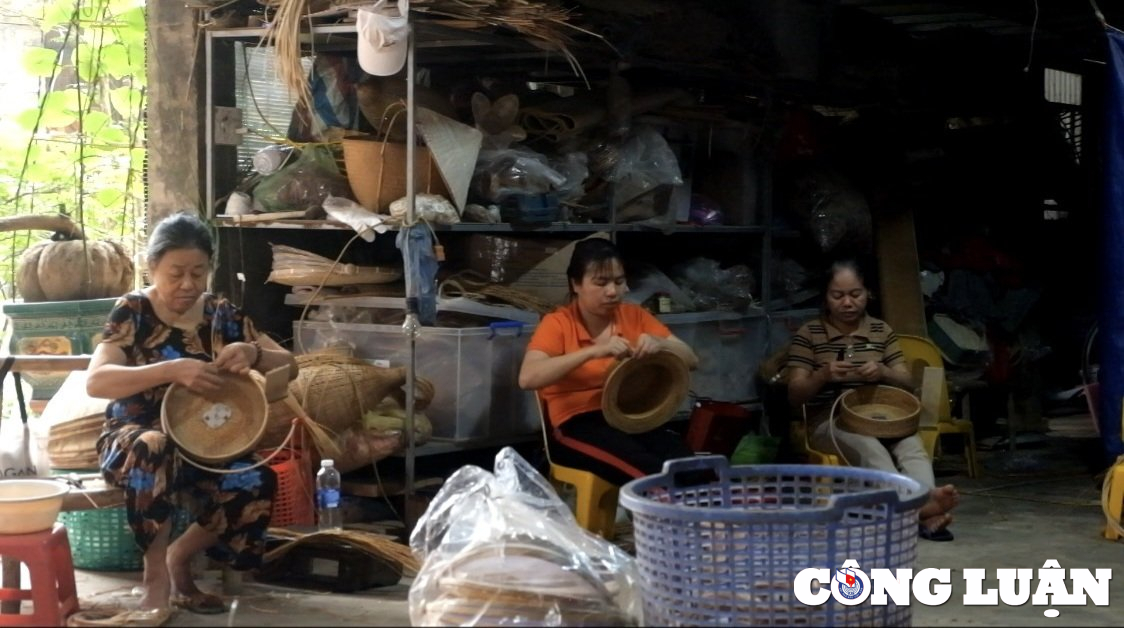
[836,348,847,361]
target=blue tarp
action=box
[1099,28,1124,462]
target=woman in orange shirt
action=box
[519,238,699,485]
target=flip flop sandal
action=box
[170,592,227,615]
[919,524,955,542]
[67,607,174,627]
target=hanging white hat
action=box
[357,0,410,77]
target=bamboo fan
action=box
[268,244,402,286]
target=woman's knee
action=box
[133,430,173,460]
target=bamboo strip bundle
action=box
[265,527,421,576]
[331,0,609,83]
[269,244,403,286]
[260,0,318,115]
[438,270,556,315]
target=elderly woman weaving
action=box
[86,212,298,617]
[787,259,959,541]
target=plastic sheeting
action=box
[1099,28,1124,462]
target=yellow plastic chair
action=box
[535,393,619,540]
[897,334,981,479]
[1102,400,1124,541]
[791,405,841,467]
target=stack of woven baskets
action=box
[414,543,632,626]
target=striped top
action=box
[786,314,905,408]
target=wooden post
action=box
[146,2,205,225]
[875,207,928,337]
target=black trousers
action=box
[548,411,696,487]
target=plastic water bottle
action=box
[316,459,342,531]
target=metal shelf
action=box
[213,216,771,234]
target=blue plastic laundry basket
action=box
[619,456,928,627]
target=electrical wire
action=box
[1024,0,1039,73]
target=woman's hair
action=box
[566,237,622,296]
[146,212,214,266]
[821,259,867,294]
[820,259,870,313]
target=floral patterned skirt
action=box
[97,423,277,570]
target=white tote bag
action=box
[0,356,38,478]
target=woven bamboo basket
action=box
[162,373,268,464]
[261,353,435,449]
[837,385,920,439]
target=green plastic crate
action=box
[59,507,192,571]
[1,297,118,400]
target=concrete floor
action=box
[63,415,1122,627]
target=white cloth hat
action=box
[357,0,410,77]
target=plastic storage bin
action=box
[295,320,539,441]
[660,309,818,405]
[1,297,118,400]
[619,456,927,627]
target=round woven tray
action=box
[837,385,920,439]
[161,373,268,464]
[602,352,689,435]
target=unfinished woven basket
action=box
[162,373,268,464]
[602,353,689,435]
[837,385,920,439]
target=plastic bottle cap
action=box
[321,459,334,467]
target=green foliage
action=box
[0,0,147,300]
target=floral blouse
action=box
[99,291,259,432]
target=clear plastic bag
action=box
[607,126,683,208]
[671,257,757,311]
[252,145,353,213]
[472,147,567,202]
[409,447,641,626]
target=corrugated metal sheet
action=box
[233,43,313,168]
[1044,67,1082,106]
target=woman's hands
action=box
[174,359,223,395]
[176,342,257,394]
[213,342,257,375]
[591,336,634,360]
[822,360,884,383]
[633,333,666,359]
[589,333,667,360]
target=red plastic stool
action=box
[0,523,80,626]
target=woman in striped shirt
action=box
[787,259,959,541]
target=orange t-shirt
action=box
[527,301,671,428]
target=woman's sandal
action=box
[170,591,227,615]
[919,513,955,542]
[67,607,174,627]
